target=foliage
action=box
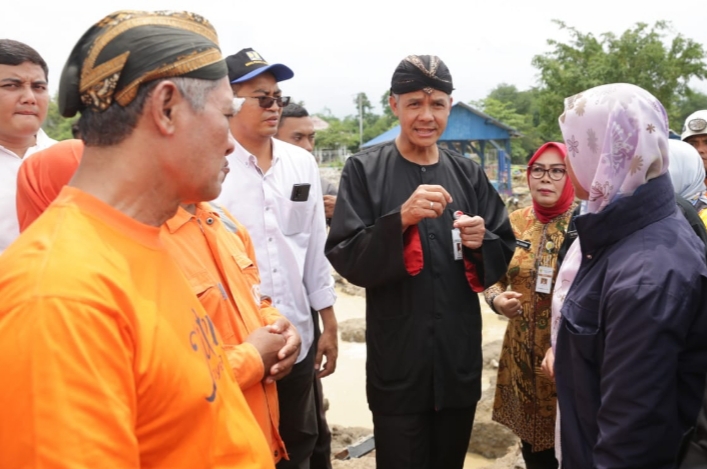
[474,84,545,163]
[380,90,396,119]
[532,20,707,140]
[42,96,78,141]
[353,92,375,122]
[487,83,538,117]
[472,97,536,164]
[314,91,397,153]
[313,115,360,151]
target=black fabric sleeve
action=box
[325,157,409,289]
[464,163,516,288]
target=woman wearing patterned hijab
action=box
[551,83,707,469]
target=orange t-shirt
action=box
[16,138,82,232]
[162,203,286,462]
[0,187,274,469]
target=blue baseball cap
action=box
[225,48,294,84]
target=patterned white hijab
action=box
[551,83,670,347]
[551,84,670,461]
[559,83,669,214]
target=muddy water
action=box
[324,287,509,468]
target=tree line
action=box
[44,20,707,163]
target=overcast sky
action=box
[5,0,706,118]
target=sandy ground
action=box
[323,286,509,468]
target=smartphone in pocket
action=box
[290,183,311,202]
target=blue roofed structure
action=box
[362,102,521,196]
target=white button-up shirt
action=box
[216,138,336,363]
[0,129,56,253]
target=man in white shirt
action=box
[275,102,338,469]
[276,103,337,225]
[0,39,55,253]
[217,48,337,469]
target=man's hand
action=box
[244,327,286,379]
[401,184,453,231]
[265,318,301,383]
[493,291,523,319]
[541,347,555,380]
[453,215,485,249]
[323,195,336,220]
[315,306,338,378]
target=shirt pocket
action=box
[186,269,236,342]
[232,253,262,301]
[561,294,603,365]
[280,197,313,236]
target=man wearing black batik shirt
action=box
[325,55,515,469]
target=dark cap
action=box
[226,48,294,84]
[390,55,453,96]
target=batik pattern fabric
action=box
[484,204,575,451]
[59,10,227,117]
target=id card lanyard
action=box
[535,224,555,294]
[452,211,464,261]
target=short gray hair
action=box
[79,77,220,147]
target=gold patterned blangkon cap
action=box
[390,54,454,96]
[58,10,228,117]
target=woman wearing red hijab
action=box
[483,142,576,469]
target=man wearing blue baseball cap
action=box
[216,48,338,469]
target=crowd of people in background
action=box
[2,8,707,469]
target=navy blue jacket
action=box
[556,174,707,469]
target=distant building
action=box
[362,102,522,196]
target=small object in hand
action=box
[452,210,464,260]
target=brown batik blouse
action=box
[484,204,576,452]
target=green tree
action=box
[674,89,707,132]
[532,20,707,139]
[315,91,400,153]
[487,83,538,117]
[380,90,396,120]
[471,98,542,163]
[353,92,375,121]
[42,96,77,141]
[312,115,359,151]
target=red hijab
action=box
[526,142,574,224]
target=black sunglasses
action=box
[241,95,291,109]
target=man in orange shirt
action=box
[0,10,281,469]
[17,138,299,463]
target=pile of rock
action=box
[330,426,376,469]
[333,273,365,297]
[320,166,342,191]
[471,340,520,464]
[339,318,365,343]
[331,334,523,467]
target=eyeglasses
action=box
[528,166,567,181]
[240,95,291,109]
[686,118,707,133]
